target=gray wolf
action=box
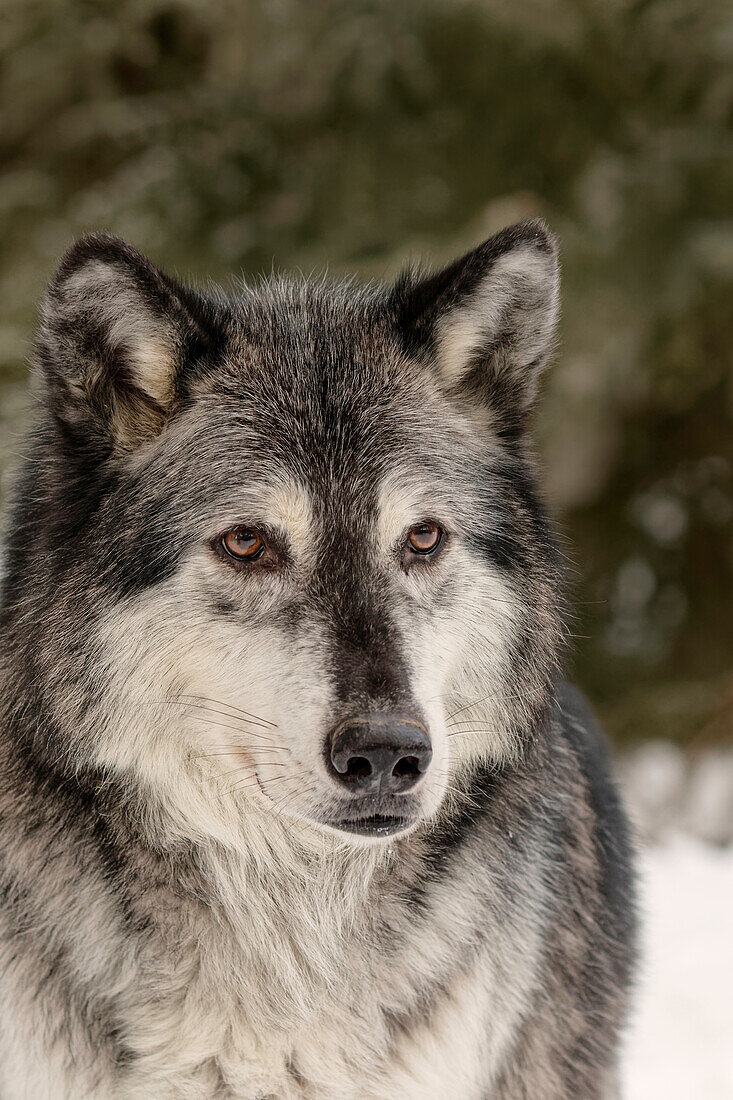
[0,221,636,1098]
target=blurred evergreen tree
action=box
[1,0,731,744]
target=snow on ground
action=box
[623,836,733,1099]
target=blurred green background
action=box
[1,0,731,746]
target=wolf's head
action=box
[4,223,563,844]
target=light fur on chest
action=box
[117,832,542,1099]
[0,807,544,1100]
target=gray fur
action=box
[0,222,636,1098]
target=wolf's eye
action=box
[407,522,443,555]
[221,528,265,561]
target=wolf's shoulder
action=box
[553,680,637,944]
[554,680,627,836]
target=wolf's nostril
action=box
[343,756,372,781]
[392,756,419,779]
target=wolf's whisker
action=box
[196,744,286,754]
[220,764,287,780]
[197,751,263,759]
[227,773,293,796]
[271,782,319,821]
[446,692,500,722]
[270,787,319,843]
[447,720,503,731]
[176,695,278,728]
[187,707,271,729]
[445,687,536,724]
[186,716,279,742]
[444,784,472,799]
[224,776,265,794]
[226,761,287,770]
[195,748,286,756]
[448,728,501,738]
[159,699,276,732]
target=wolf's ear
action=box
[37,235,218,452]
[390,220,559,435]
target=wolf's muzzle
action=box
[328,713,432,795]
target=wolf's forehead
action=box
[245,470,454,556]
[181,296,476,523]
[190,384,460,519]
[176,391,463,543]
[198,335,438,478]
[259,480,314,543]
[226,285,392,378]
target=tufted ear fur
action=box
[390,220,560,437]
[37,235,220,453]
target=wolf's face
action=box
[12,223,562,843]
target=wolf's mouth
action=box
[326,814,413,837]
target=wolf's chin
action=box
[319,814,419,840]
[255,779,426,842]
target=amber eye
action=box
[407,522,443,555]
[221,528,265,561]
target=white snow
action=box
[623,836,733,1099]
[620,743,733,847]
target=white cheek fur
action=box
[86,516,521,851]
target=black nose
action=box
[328,714,432,794]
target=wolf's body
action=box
[0,223,635,1098]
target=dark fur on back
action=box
[0,222,636,1099]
